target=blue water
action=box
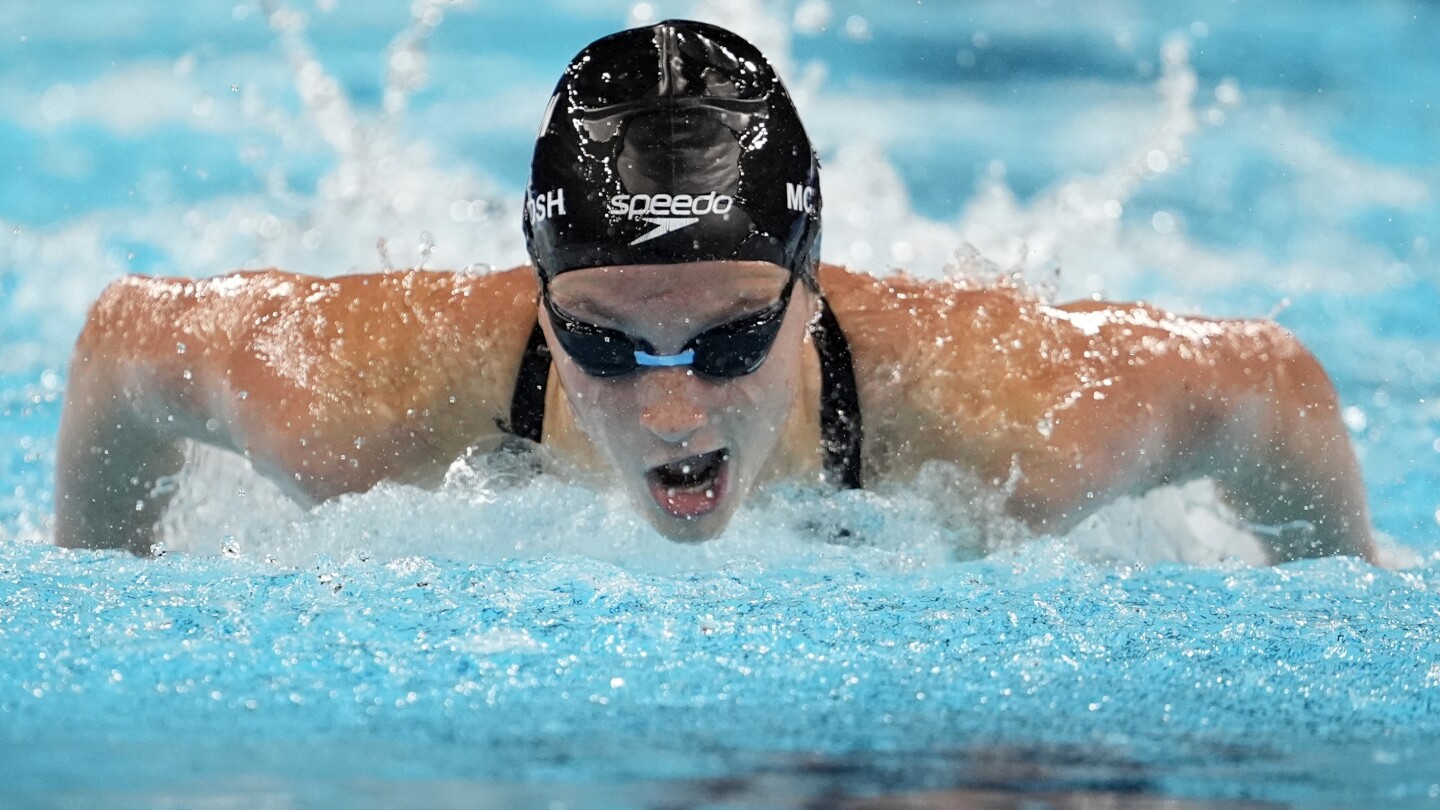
[3,1,1440,807]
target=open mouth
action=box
[645,448,730,520]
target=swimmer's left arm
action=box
[821,273,1373,563]
[1196,326,1376,562]
[1006,310,1376,563]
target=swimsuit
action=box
[504,298,863,488]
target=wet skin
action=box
[54,262,1376,562]
[539,262,819,541]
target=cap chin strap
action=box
[634,348,696,368]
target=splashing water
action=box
[3,1,1440,806]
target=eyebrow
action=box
[556,295,624,324]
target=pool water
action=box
[3,1,1439,807]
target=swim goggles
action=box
[541,274,798,378]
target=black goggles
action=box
[542,274,798,379]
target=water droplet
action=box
[843,14,871,42]
[40,83,76,123]
[1215,78,1242,106]
[1342,406,1368,432]
[793,0,831,35]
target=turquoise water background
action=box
[2,1,1439,806]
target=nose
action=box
[637,368,709,444]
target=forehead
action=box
[547,261,790,319]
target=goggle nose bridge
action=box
[634,348,697,368]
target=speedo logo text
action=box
[607,192,735,218]
[610,192,735,245]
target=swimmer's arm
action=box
[55,268,539,553]
[54,285,193,554]
[978,301,1374,563]
[55,272,322,554]
[1200,332,1376,563]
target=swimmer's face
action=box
[540,261,813,541]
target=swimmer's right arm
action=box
[54,269,540,553]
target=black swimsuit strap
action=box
[811,297,864,489]
[504,298,863,488]
[505,320,550,443]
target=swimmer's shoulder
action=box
[819,263,1293,374]
[80,265,542,404]
[88,265,538,333]
[80,266,543,482]
[1047,296,1307,367]
[816,265,1052,477]
[816,263,1043,375]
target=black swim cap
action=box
[523,19,822,283]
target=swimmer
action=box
[54,20,1376,563]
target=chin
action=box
[637,499,736,543]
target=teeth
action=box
[652,450,726,490]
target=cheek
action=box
[735,362,793,411]
[557,365,641,443]
[722,335,807,433]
